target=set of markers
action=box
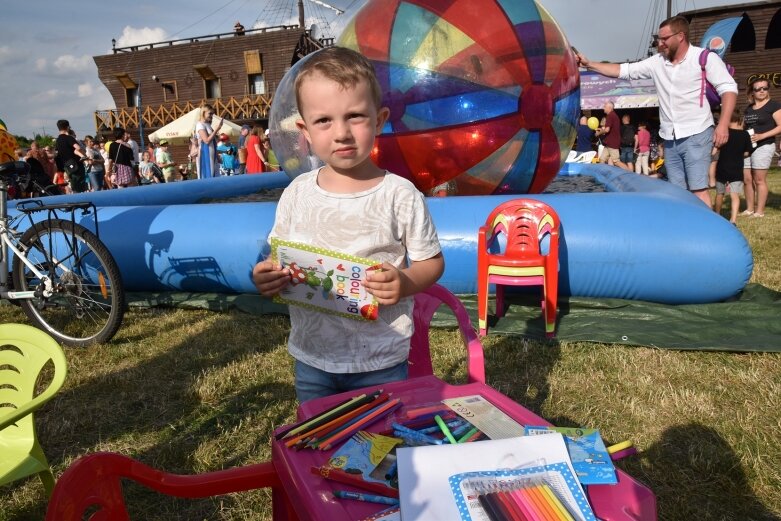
[276,390,401,451]
[380,402,485,446]
[467,478,578,521]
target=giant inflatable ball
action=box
[269,0,580,195]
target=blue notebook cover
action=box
[524,426,617,485]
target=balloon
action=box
[269,0,580,195]
[587,117,599,130]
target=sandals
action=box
[740,210,754,216]
[751,213,765,218]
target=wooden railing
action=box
[93,94,275,132]
[112,25,300,53]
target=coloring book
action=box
[270,238,380,320]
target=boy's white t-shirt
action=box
[269,169,441,374]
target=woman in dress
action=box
[106,127,137,189]
[195,104,223,179]
[742,79,781,218]
[245,126,266,174]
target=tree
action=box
[12,133,55,149]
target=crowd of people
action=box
[575,15,780,223]
[12,111,280,198]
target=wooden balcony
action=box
[93,94,274,132]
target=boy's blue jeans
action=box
[294,359,408,403]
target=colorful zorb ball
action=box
[267,55,325,179]
[270,0,580,195]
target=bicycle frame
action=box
[0,178,59,301]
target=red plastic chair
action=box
[44,452,297,521]
[409,283,485,384]
[477,199,560,337]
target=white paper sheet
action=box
[396,434,594,521]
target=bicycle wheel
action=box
[12,219,125,347]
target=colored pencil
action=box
[493,490,523,521]
[305,395,392,449]
[401,403,452,419]
[502,489,531,521]
[280,390,381,440]
[319,398,402,450]
[285,393,390,448]
[511,488,544,521]
[333,490,400,506]
[310,465,400,498]
[509,488,538,521]
[526,484,559,521]
[539,484,575,521]
[274,395,355,440]
[478,493,506,521]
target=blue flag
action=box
[700,17,742,59]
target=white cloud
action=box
[31,89,62,103]
[52,54,93,74]
[115,26,169,48]
[0,46,15,66]
[35,58,47,71]
[77,83,94,98]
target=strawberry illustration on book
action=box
[361,303,378,320]
[271,238,381,321]
[287,262,334,300]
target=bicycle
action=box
[0,160,125,346]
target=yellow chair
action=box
[0,323,67,496]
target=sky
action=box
[0,0,742,140]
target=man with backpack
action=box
[576,15,737,208]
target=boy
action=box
[216,133,238,175]
[252,47,444,402]
[714,112,753,223]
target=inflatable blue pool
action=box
[12,164,752,304]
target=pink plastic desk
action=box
[271,375,657,521]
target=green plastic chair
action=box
[0,323,67,496]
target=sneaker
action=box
[740,210,754,216]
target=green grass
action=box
[2,170,780,520]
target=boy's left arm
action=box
[364,253,445,306]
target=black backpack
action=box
[149,163,166,183]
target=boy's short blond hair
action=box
[295,47,383,115]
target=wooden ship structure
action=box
[683,1,781,93]
[92,0,337,156]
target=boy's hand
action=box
[252,260,291,296]
[364,262,403,305]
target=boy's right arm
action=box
[252,260,291,296]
